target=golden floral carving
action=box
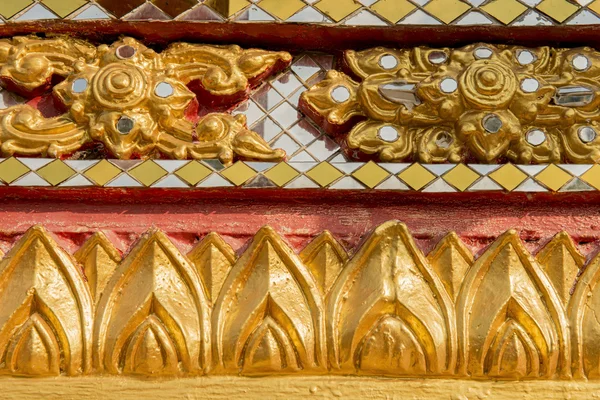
[0,223,598,379]
[301,44,600,164]
[0,36,290,164]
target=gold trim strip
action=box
[0,376,596,399]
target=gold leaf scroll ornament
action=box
[300,44,600,164]
[0,36,290,164]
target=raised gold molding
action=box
[0,36,291,164]
[0,224,597,379]
[300,45,600,164]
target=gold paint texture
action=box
[0,223,599,379]
[301,44,600,164]
[0,36,291,164]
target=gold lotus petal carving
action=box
[0,36,291,164]
[94,229,211,375]
[301,44,600,164]
[0,223,600,379]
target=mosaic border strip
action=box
[0,157,597,192]
[1,0,600,27]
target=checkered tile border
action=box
[1,0,599,27]
[0,157,598,192]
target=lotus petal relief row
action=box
[0,222,596,379]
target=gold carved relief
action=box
[94,230,211,376]
[0,223,598,379]
[0,37,291,164]
[213,227,326,374]
[0,226,93,376]
[328,222,456,375]
[301,44,600,164]
[456,231,570,379]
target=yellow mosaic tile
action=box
[206,0,250,17]
[264,163,300,187]
[352,161,390,189]
[83,160,121,186]
[481,0,527,24]
[424,0,470,24]
[535,164,572,191]
[0,0,33,18]
[36,160,76,186]
[489,164,527,191]
[589,0,600,16]
[306,162,344,187]
[0,158,29,184]
[174,161,211,186]
[581,164,600,190]
[371,0,415,23]
[398,163,435,190]
[536,0,578,22]
[41,0,88,18]
[315,0,361,22]
[443,164,480,192]
[128,160,168,187]
[220,161,257,186]
[259,0,305,20]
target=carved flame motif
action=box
[187,232,236,303]
[427,232,473,302]
[213,227,326,374]
[0,226,93,376]
[301,44,600,164]
[456,230,570,379]
[94,230,211,375]
[299,230,348,296]
[328,222,456,375]
[570,251,600,378]
[0,223,598,378]
[0,36,290,164]
[74,232,121,305]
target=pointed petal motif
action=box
[300,231,348,295]
[123,314,179,376]
[188,233,236,303]
[456,230,570,378]
[74,232,122,304]
[356,315,427,376]
[6,313,60,376]
[427,233,473,301]
[213,226,325,374]
[0,226,93,376]
[327,221,456,374]
[569,251,600,378]
[536,232,584,305]
[95,230,211,375]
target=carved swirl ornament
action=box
[0,36,291,164]
[300,44,600,164]
[1,222,600,379]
